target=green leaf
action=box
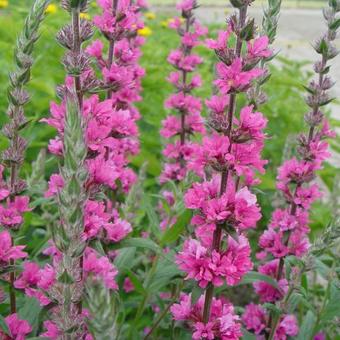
[263,303,282,318]
[330,18,340,30]
[143,195,161,239]
[320,282,340,324]
[124,269,147,296]
[160,209,191,246]
[241,328,256,340]
[18,297,42,336]
[296,310,317,340]
[0,314,9,336]
[58,269,75,284]
[239,271,280,290]
[149,261,183,291]
[114,247,136,270]
[118,237,161,254]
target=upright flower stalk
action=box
[12,0,139,337]
[171,0,273,338]
[242,1,339,339]
[11,0,147,337]
[0,0,49,317]
[44,0,89,336]
[160,0,207,185]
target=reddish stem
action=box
[202,6,248,323]
[107,0,119,99]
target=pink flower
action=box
[294,184,321,209]
[206,30,231,50]
[123,277,135,293]
[165,92,202,114]
[277,158,316,190]
[41,320,61,339]
[176,236,252,288]
[0,230,27,263]
[84,250,118,290]
[171,294,242,339]
[314,332,326,340]
[0,165,10,200]
[104,218,132,242]
[247,36,272,59]
[87,157,121,189]
[215,58,263,94]
[234,187,261,229]
[38,264,56,290]
[242,303,267,335]
[193,322,215,340]
[253,260,288,303]
[234,105,268,141]
[167,50,203,72]
[170,293,192,320]
[86,39,104,59]
[14,262,40,289]
[45,174,64,198]
[206,95,229,114]
[5,313,32,340]
[275,314,299,340]
[176,0,195,12]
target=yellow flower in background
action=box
[145,11,156,20]
[161,19,169,28]
[0,0,8,9]
[138,26,152,37]
[161,18,173,28]
[91,1,98,8]
[80,12,90,20]
[45,3,57,14]
[165,17,185,27]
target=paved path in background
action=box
[154,7,340,117]
[154,7,340,166]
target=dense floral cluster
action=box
[242,0,339,338]
[242,303,299,340]
[160,0,207,184]
[171,293,242,340]
[8,0,147,337]
[171,1,272,337]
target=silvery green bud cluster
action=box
[1,0,50,183]
[51,92,88,337]
[49,3,89,338]
[247,0,282,108]
[57,20,94,50]
[85,280,119,340]
[262,0,282,43]
[61,0,89,12]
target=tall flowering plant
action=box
[10,0,146,338]
[170,0,274,338]
[0,0,49,337]
[243,1,339,339]
[160,0,207,185]
[157,0,208,236]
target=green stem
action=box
[144,281,184,339]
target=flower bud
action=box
[63,51,90,75]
